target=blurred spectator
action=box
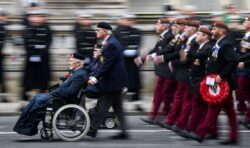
[19,0,45,26]
[0,8,8,102]
[21,9,52,104]
[180,5,201,21]
[222,3,243,28]
[114,13,144,111]
[73,11,97,66]
[211,12,223,23]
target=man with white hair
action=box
[87,22,128,139]
[13,53,89,136]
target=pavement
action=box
[0,94,154,116]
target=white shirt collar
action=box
[199,40,209,49]
[73,66,83,72]
[102,35,110,45]
[160,30,169,37]
[188,33,196,43]
[216,36,225,44]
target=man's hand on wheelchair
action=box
[88,77,98,85]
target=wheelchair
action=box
[35,89,119,141]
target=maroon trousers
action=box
[195,94,238,140]
[149,76,177,120]
[235,76,250,114]
[175,85,192,128]
[187,94,207,132]
[164,82,188,124]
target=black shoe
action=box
[178,130,191,139]
[162,122,173,130]
[140,117,155,125]
[241,121,250,129]
[172,125,182,133]
[205,134,219,140]
[86,128,97,138]
[135,105,144,112]
[173,127,190,139]
[110,132,129,140]
[188,132,203,143]
[218,139,238,145]
[154,120,165,128]
[157,121,173,130]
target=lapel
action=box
[64,67,81,83]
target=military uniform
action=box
[142,18,176,121]
[73,22,97,65]
[162,20,199,127]
[114,24,142,101]
[186,28,213,132]
[235,31,250,114]
[236,19,250,125]
[22,10,52,100]
[192,24,238,143]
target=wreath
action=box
[200,74,229,105]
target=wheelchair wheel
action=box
[40,127,53,140]
[104,117,116,129]
[52,104,90,141]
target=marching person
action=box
[140,17,175,124]
[236,16,250,115]
[87,22,128,139]
[237,16,250,129]
[13,53,88,136]
[176,27,213,137]
[73,11,97,66]
[21,9,52,103]
[114,13,143,111]
[187,22,239,145]
[156,19,198,129]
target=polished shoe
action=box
[218,139,238,145]
[187,132,203,143]
[205,134,219,140]
[172,125,182,133]
[241,121,250,130]
[162,122,173,130]
[110,132,129,140]
[175,129,191,139]
[140,117,155,125]
[154,120,165,128]
[86,128,97,138]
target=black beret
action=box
[97,22,112,30]
[71,53,85,60]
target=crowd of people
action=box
[0,0,249,145]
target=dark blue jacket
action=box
[90,35,127,93]
[50,67,89,100]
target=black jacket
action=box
[149,30,174,78]
[206,37,238,89]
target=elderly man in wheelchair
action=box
[13,53,92,141]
